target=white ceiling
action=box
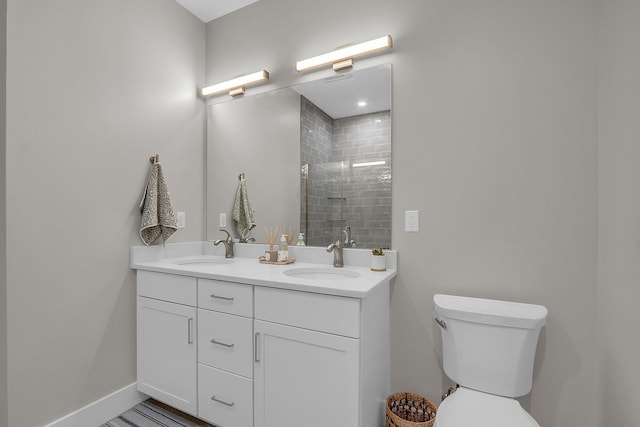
[292,64,391,119]
[175,0,261,22]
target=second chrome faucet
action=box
[326,240,344,268]
[343,225,357,248]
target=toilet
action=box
[433,294,548,427]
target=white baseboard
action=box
[44,382,147,427]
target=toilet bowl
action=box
[433,387,539,427]
[433,294,547,427]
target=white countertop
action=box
[131,241,397,298]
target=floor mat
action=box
[100,400,211,427]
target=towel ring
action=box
[150,154,159,164]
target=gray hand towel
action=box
[139,163,177,245]
[232,175,256,240]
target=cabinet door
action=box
[254,320,360,427]
[137,297,197,415]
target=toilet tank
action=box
[433,294,547,398]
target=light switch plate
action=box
[177,212,186,229]
[219,213,227,228]
[405,210,419,232]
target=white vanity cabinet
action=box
[134,253,392,427]
[136,271,198,415]
[253,285,390,427]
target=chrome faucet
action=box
[343,225,357,248]
[326,240,344,268]
[213,229,234,258]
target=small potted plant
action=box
[371,248,387,272]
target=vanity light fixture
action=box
[295,35,393,73]
[201,70,270,97]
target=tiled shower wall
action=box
[333,111,392,249]
[300,97,333,245]
[300,96,392,248]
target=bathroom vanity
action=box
[131,242,396,427]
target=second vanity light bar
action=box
[295,35,393,72]
[201,70,270,97]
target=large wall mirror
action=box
[206,63,392,249]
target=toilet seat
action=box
[434,387,539,427]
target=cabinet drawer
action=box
[255,287,361,338]
[198,279,253,317]
[198,364,253,427]
[198,309,253,378]
[137,271,196,306]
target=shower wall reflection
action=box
[300,96,391,248]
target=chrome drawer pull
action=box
[211,395,235,407]
[211,338,235,348]
[210,293,234,302]
[187,318,194,344]
[254,332,260,363]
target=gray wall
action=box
[0,0,7,424]
[598,1,640,425]
[206,1,599,426]
[4,1,205,425]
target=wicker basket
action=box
[386,392,437,427]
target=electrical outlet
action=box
[405,210,419,232]
[219,213,227,228]
[177,212,186,229]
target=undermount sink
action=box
[171,255,232,266]
[283,267,360,280]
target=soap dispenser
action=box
[278,234,289,262]
[296,233,306,246]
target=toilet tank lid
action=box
[434,294,548,329]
